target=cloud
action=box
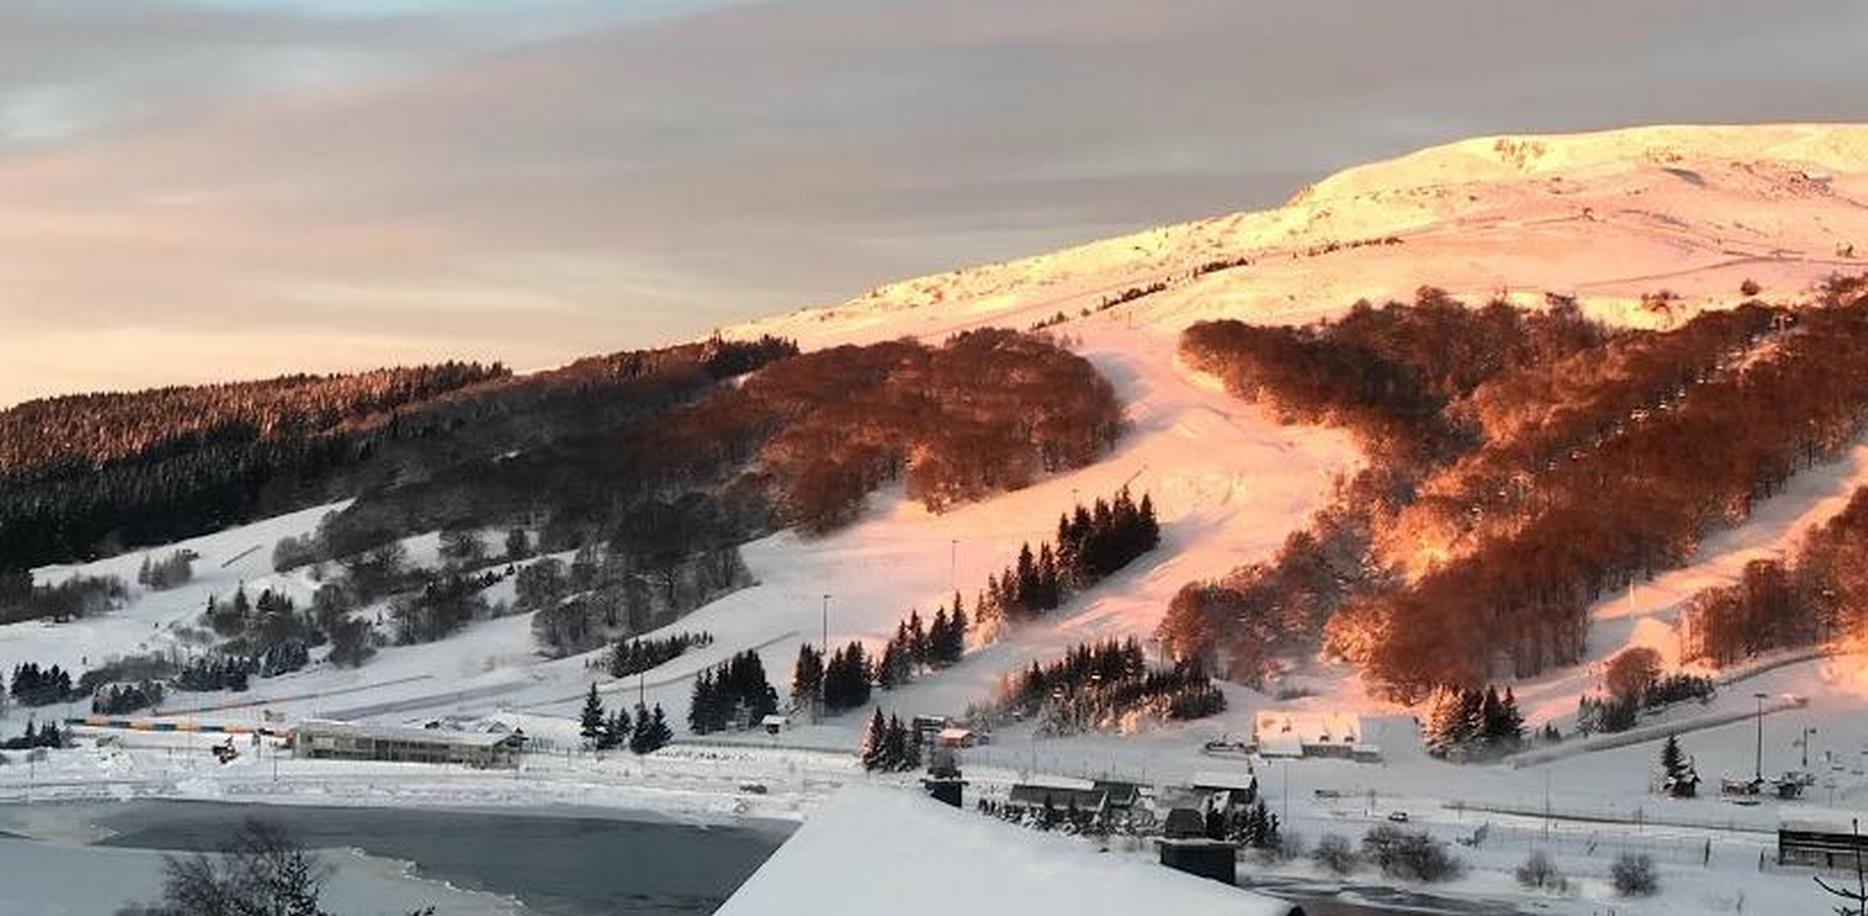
[2,0,1865,404]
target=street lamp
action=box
[1753,692,1768,783]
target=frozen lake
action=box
[0,801,790,916]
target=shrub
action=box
[1515,849,1567,892]
[1610,852,1657,896]
[1361,824,1464,882]
[1312,833,1361,875]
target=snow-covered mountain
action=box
[9,123,1868,915]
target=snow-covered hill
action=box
[9,123,1868,915]
[733,123,1868,350]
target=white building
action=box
[719,786,1300,916]
[1252,710,1379,761]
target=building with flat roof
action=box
[290,719,524,768]
[1253,710,1379,761]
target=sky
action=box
[2,0,1865,405]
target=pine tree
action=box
[907,611,928,667]
[927,608,951,668]
[504,527,530,561]
[1036,544,1060,611]
[1013,544,1038,615]
[791,643,824,713]
[860,708,888,770]
[579,683,605,745]
[882,714,914,772]
[645,704,673,753]
[1479,685,1503,742]
[602,709,627,750]
[1660,733,1684,777]
[1499,687,1525,743]
[629,703,653,754]
[876,639,904,690]
[689,670,717,734]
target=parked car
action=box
[1387,811,1410,823]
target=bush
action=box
[1312,833,1360,875]
[1610,852,1657,896]
[1300,830,1359,874]
[1361,824,1464,882]
[1515,849,1567,892]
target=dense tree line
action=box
[1421,684,1525,757]
[5,336,797,571]
[992,638,1225,734]
[0,720,66,751]
[528,545,751,657]
[746,329,1122,530]
[1181,290,1609,463]
[1343,299,1868,696]
[858,708,921,772]
[819,641,873,713]
[608,631,713,678]
[578,684,673,754]
[9,662,76,706]
[983,488,1158,620]
[92,680,166,715]
[135,550,196,591]
[0,571,129,625]
[1160,498,1381,685]
[1679,476,1868,665]
[1174,286,1868,700]
[686,650,778,734]
[0,362,507,567]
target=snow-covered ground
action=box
[8,123,1868,914]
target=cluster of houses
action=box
[979,769,1264,885]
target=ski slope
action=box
[8,123,1868,915]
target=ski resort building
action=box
[1778,821,1868,870]
[1252,710,1380,761]
[289,719,525,768]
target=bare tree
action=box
[117,819,431,916]
[1815,819,1867,916]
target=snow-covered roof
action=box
[1189,771,1258,792]
[1023,774,1096,791]
[718,786,1296,916]
[1253,710,1366,747]
[291,719,519,749]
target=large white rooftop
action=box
[718,786,1295,916]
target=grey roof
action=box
[292,719,521,749]
[1161,808,1207,839]
[1006,784,1108,812]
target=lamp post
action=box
[1753,692,1768,783]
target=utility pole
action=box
[821,594,831,653]
[1282,760,1290,827]
[949,539,958,593]
[1754,692,1768,783]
